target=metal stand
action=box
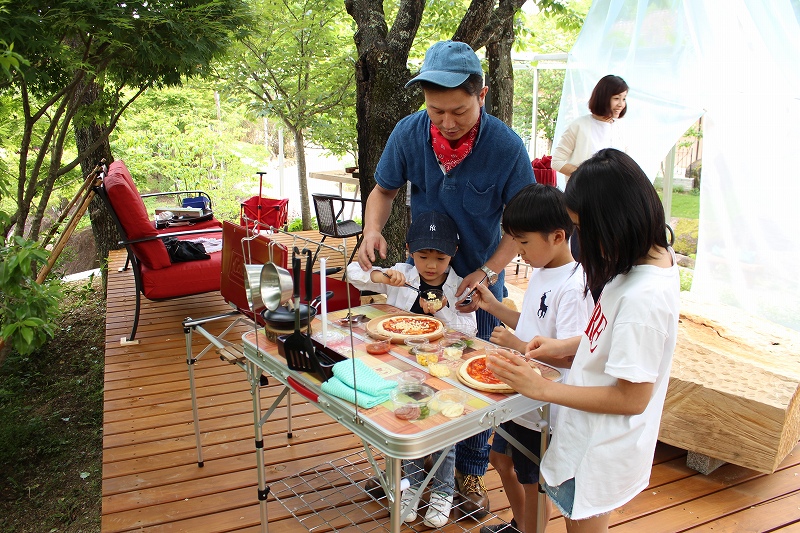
[183,310,251,466]
[238,220,356,532]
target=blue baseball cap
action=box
[405,41,484,89]
[407,211,460,256]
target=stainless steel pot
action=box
[258,262,294,311]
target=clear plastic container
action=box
[404,335,428,353]
[431,389,467,418]
[439,339,467,361]
[394,369,427,385]
[414,343,441,367]
[390,383,436,420]
[421,288,445,312]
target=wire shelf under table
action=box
[269,447,508,533]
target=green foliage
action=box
[672,217,699,256]
[0,227,62,355]
[110,82,275,222]
[664,190,701,219]
[0,0,252,239]
[0,277,104,531]
[679,267,693,291]
[512,0,591,149]
[0,39,27,80]
[221,0,356,148]
[286,217,313,232]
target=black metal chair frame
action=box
[311,193,363,277]
[93,179,222,343]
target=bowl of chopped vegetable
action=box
[390,383,436,421]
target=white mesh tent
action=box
[553,0,800,330]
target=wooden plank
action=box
[683,490,800,532]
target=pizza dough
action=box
[369,314,445,343]
[457,355,515,393]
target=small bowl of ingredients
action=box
[439,339,467,361]
[414,343,441,367]
[365,338,391,355]
[422,289,445,312]
[431,389,467,418]
[427,362,451,378]
[390,383,436,421]
[404,335,429,353]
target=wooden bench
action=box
[659,294,800,474]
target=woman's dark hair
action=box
[420,74,485,97]
[588,75,629,118]
[564,149,668,295]
[502,184,574,238]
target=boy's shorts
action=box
[491,420,543,485]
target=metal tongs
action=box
[457,272,488,307]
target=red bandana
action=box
[430,117,480,173]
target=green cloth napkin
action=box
[321,377,390,409]
[332,358,398,396]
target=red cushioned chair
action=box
[94,160,224,344]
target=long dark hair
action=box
[564,149,668,295]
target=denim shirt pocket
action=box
[462,180,496,215]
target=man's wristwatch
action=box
[480,265,498,286]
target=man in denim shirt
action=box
[357,40,534,519]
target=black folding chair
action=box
[311,193,363,278]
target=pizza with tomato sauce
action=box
[458,355,515,393]
[374,315,444,342]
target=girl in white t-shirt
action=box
[488,149,680,532]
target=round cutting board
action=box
[457,354,562,393]
[457,355,515,393]
[365,313,445,344]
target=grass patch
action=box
[0,277,104,533]
[659,189,700,219]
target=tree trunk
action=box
[353,44,419,266]
[292,127,312,230]
[347,0,424,266]
[73,80,116,291]
[485,3,516,127]
[346,0,525,264]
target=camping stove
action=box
[262,323,312,343]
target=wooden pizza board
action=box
[364,312,444,343]
[457,354,563,393]
[457,355,515,393]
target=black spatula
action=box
[283,254,314,372]
[302,248,318,355]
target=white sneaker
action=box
[400,488,419,523]
[423,491,453,528]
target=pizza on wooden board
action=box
[458,353,550,393]
[372,314,445,342]
[458,355,515,393]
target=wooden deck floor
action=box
[102,239,800,533]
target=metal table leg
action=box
[537,404,551,533]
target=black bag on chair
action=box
[163,237,211,263]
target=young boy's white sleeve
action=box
[345,262,384,292]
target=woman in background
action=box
[552,75,629,180]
